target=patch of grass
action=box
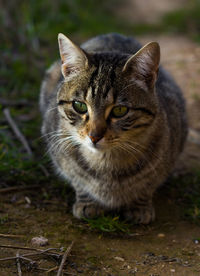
[0,214,9,225]
[84,215,132,233]
[162,0,200,38]
[86,256,100,265]
[170,169,200,224]
[192,92,200,101]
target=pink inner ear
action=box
[60,54,65,64]
[62,63,77,76]
[58,34,88,79]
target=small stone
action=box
[25,196,31,204]
[114,256,125,262]
[122,263,131,269]
[170,269,175,273]
[145,252,155,257]
[129,268,138,274]
[157,233,165,238]
[31,236,48,246]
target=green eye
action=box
[73,101,87,114]
[111,106,128,118]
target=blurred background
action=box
[1,0,200,101]
[0,0,200,183]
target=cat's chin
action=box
[82,140,106,153]
[81,137,106,153]
[87,143,104,153]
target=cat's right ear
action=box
[58,33,88,79]
[122,42,160,91]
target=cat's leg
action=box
[122,199,155,225]
[73,191,105,219]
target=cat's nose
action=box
[89,135,103,144]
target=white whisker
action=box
[120,82,135,93]
[123,143,158,178]
[47,106,58,113]
[38,130,63,140]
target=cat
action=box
[40,33,187,224]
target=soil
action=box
[114,0,187,23]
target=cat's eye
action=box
[72,101,87,114]
[111,106,128,118]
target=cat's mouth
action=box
[89,141,105,151]
[84,136,106,152]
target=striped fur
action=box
[40,33,187,224]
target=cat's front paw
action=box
[73,201,104,219]
[123,205,155,225]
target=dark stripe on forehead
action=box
[110,67,116,87]
[88,67,98,98]
[103,57,121,101]
[75,90,82,98]
[88,52,125,100]
[103,66,116,99]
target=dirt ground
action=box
[0,34,200,276]
[115,0,187,23]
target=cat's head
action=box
[57,33,160,153]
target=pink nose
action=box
[89,135,102,144]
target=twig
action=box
[0,246,61,263]
[3,108,33,157]
[43,200,68,207]
[0,244,58,252]
[0,249,60,262]
[0,256,21,262]
[3,108,49,177]
[20,256,37,264]
[56,241,74,276]
[46,266,58,273]
[0,185,40,194]
[16,251,22,276]
[39,164,50,177]
[0,233,24,238]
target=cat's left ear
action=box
[58,33,88,79]
[122,42,160,90]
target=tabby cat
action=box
[40,33,187,224]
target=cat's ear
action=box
[58,33,88,79]
[122,42,160,90]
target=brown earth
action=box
[115,0,187,23]
[0,34,200,276]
